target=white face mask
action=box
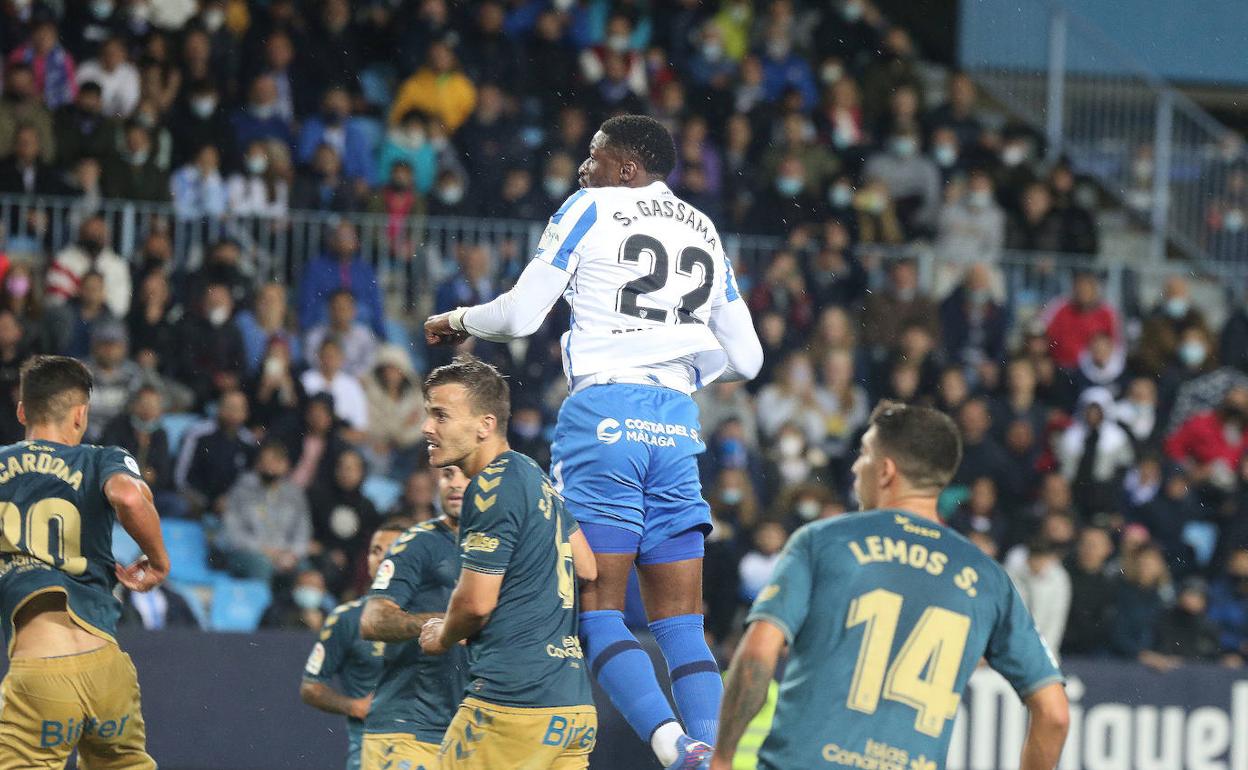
[438,186,465,205]
[778,435,804,458]
[821,64,843,84]
[829,185,853,208]
[606,34,630,53]
[543,177,570,199]
[246,155,268,175]
[1002,145,1027,167]
[208,306,231,326]
[251,103,277,120]
[969,190,993,208]
[933,144,957,168]
[202,8,225,31]
[796,500,821,520]
[1225,210,1246,232]
[191,96,217,118]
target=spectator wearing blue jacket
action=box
[296,86,377,185]
[759,26,817,111]
[298,220,385,337]
[230,75,295,164]
[376,109,438,192]
[1208,548,1248,661]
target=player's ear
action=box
[14,401,24,427]
[880,456,899,490]
[620,159,637,183]
[478,413,497,440]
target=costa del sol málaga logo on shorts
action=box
[596,418,622,445]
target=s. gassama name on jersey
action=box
[596,417,699,448]
[613,199,718,249]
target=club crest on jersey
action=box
[305,642,326,675]
[372,559,395,590]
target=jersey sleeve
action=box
[534,189,598,274]
[459,472,520,576]
[303,607,351,683]
[984,575,1065,698]
[368,529,428,608]
[97,446,143,494]
[746,526,815,644]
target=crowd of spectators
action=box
[0,0,1245,669]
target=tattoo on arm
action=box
[717,656,774,757]
[362,599,443,642]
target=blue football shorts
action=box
[550,383,711,564]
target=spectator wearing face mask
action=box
[1136,276,1212,378]
[1072,331,1128,397]
[862,125,942,236]
[939,263,1008,369]
[171,144,228,220]
[747,156,823,235]
[261,569,331,632]
[298,220,385,336]
[1158,326,1220,418]
[377,109,438,192]
[167,79,233,168]
[1165,387,1248,497]
[102,122,169,202]
[756,352,835,444]
[231,74,295,156]
[101,385,188,518]
[296,86,375,185]
[176,282,247,407]
[46,215,131,316]
[937,169,1004,263]
[949,476,1008,551]
[1116,377,1160,448]
[507,404,550,470]
[227,140,290,218]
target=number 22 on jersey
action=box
[615,234,714,325]
[845,589,970,737]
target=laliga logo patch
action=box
[305,642,326,675]
[596,418,622,445]
[372,559,395,590]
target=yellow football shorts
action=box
[440,697,597,770]
[362,732,442,770]
[0,642,154,770]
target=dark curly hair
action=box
[600,114,676,177]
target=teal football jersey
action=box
[749,509,1063,770]
[365,517,468,743]
[0,440,143,655]
[457,451,592,709]
[303,598,385,769]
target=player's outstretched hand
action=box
[419,617,449,655]
[424,312,469,347]
[115,555,168,593]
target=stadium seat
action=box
[362,474,402,513]
[162,519,214,585]
[161,413,208,456]
[111,523,142,566]
[209,575,272,633]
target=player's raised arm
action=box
[105,473,170,592]
[425,191,589,346]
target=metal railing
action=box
[961,0,1244,265]
[0,193,1237,330]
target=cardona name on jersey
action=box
[614,199,718,249]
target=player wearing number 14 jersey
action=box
[426,114,763,770]
[712,404,1070,770]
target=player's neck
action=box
[25,425,79,446]
[881,494,941,523]
[460,437,511,478]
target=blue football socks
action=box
[650,614,723,745]
[581,610,679,743]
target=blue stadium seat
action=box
[209,576,272,632]
[111,523,142,566]
[162,519,214,585]
[168,583,210,629]
[362,475,402,513]
[161,413,208,456]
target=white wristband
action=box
[448,307,470,333]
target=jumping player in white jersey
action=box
[426,115,763,770]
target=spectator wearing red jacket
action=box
[1043,272,1120,369]
[1165,387,1248,490]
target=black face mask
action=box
[80,238,105,257]
[258,470,282,485]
